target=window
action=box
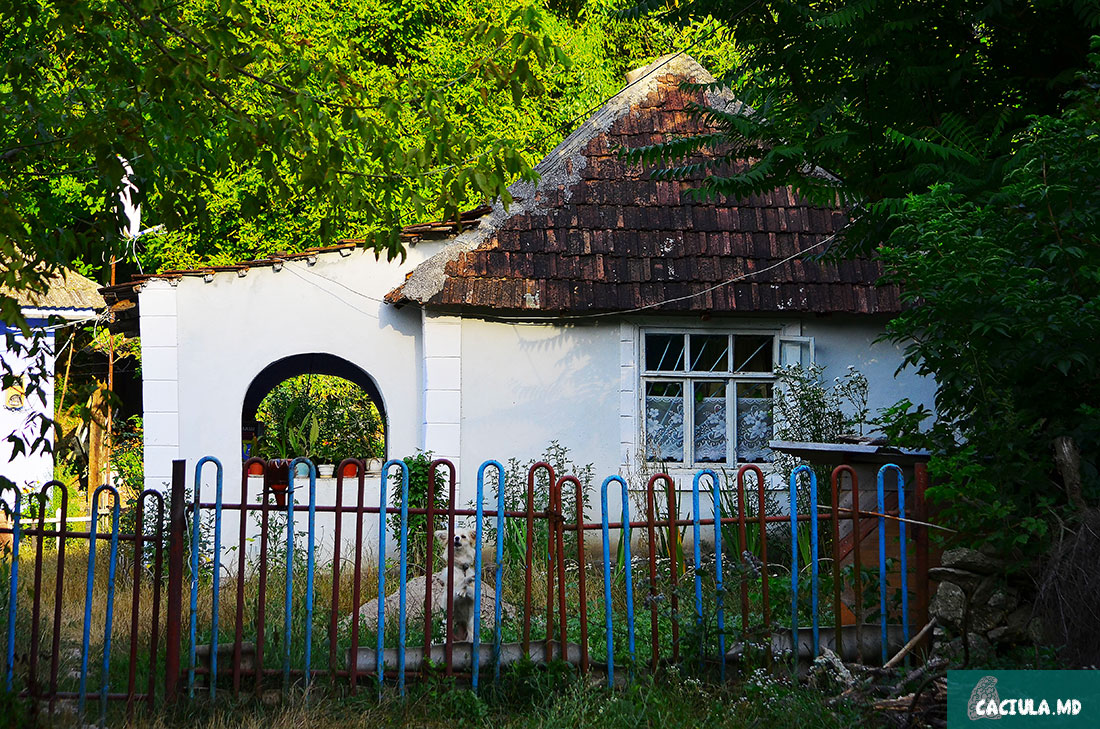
[641,330,811,466]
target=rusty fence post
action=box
[164,459,186,704]
[914,462,931,649]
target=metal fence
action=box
[0,455,930,721]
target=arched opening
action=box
[241,353,386,464]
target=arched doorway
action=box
[241,353,387,463]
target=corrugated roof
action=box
[4,268,105,312]
[387,55,900,316]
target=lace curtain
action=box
[646,391,773,463]
[736,396,773,463]
[645,395,684,461]
[693,394,726,462]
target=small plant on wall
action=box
[254,374,384,463]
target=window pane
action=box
[689,334,729,372]
[733,335,773,372]
[645,334,684,372]
[736,382,773,462]
[693,381,727,463]
[645,382,684,461]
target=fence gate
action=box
[0,456,931,722]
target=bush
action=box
[255,375,384,462]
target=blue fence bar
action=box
[289,458,318,687]
[877,464,908,665]
[474,461,502,690]
[78,485,120,720]
[97,487,122,727]
[600,475,635,686]
[0,454,923,710]
[188,456,223,698]
[2,483,20,694]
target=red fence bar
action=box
[644,477,659,670]
[735,470,749,634]
[254,466,271,696]
[830,467,852,661]
[524,463,552,655]
[752,466,771,668]
[552,476,567,662]
[850,467,864,664]
[47,487,69,715]
[164,459,187,704]
[350,460,366,690]
[914,463,930,645]
[146,495,166,706]
[28,486,49,706]
[662,475,681,664]
[563,476,589,673]
[233,459,261,696]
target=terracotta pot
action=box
[266,459,291,507]
[342,461,360,478]
[270,482,288,507]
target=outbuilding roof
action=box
[4,267,105,314]
[387,55,901,316]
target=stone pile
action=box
[927,547,1042,664]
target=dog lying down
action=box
[351,528,515,642]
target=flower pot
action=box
[270,481,288,507]
[266,459,291,507]
[342,461,360,478]
[317,464,335,478]
[294,461,311,478]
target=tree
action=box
[877,61,1100,551]
[627,0,1099,243]
[128,0,737,272]
[624,0,1100,554]
[1,0,567,330]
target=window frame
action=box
[640,329,782,467]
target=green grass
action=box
[122,666,881,729]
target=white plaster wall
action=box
[140,249,936,562]
[139,244,445,560]
[457,319,622,513]
[452,314,936,555]
[800,316,936,420]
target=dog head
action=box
[434,527,477,566]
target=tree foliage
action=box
[625,0,1100,246]
[878,57,1100,551]
[627,0,1100,554]
[2,0,736,288]
[1,0,568,328]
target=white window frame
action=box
[639,329,814,467]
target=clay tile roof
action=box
[386,54,899,316]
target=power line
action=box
[277,221,850,324]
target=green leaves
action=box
[875,60,1100,555]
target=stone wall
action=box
[928,548,1042,665]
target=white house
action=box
[1,268,105,492]
[103,56,935,533]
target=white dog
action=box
[351,527,484,641]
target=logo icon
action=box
[968,676,1001,721]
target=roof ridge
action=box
[393,54,743,305]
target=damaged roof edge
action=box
[388,54,740,307]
